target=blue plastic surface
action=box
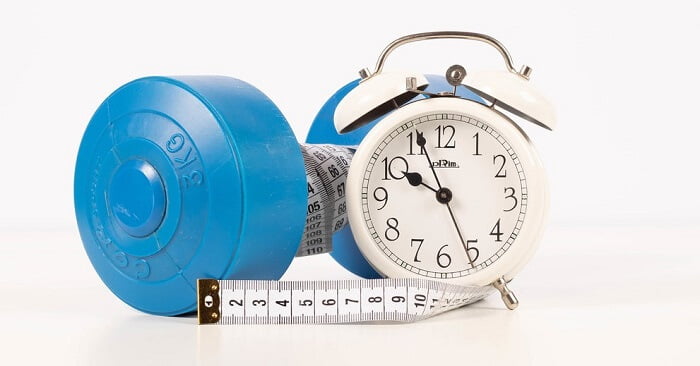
[306,75,484,279]
[75,76,307,315]
[108,159,166,238]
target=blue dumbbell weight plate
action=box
[74,76,307,315]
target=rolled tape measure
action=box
[297,144,353,257]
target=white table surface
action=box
[0,224,697,365]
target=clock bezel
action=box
[346,96,548,286]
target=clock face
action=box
[358,110,527,279]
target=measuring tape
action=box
[296,144,353,257]
[198,278,493,324]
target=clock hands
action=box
[403,171,438,193]
[445,202,475,267]
[404,171,422,186]
[412,129,476,268]
[415,132,443,189]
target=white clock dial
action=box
[347,97,547,286]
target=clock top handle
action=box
[370,31,531,79]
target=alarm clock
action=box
[335,31,556,308]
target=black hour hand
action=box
[405,171,422,186]
[402,171,438,193]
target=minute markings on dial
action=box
[361,113,527,278]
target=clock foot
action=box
[492,277,519,310]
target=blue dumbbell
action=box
[74,75,481,315]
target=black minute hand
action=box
[446,202,475,267]
[416,131,443,189]
[415,129,475,267]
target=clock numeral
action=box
[436,244,452,268]
[490,219,503,242]
[435,125,456,148]
[466,241,480,263]
[381,156,408,180]
[472,133,482,156]
[385,218,400,241]
[504,187,518,212]
[493,154,507,178]
[406,132,426,155]
[410,238,424,262]
[373,187,388,210]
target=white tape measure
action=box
[198,144,499,325]
[197,278,493,324]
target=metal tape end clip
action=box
[197,279,221,324]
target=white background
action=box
[1,0,698,365]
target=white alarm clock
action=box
[335,32,556,309]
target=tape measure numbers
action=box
[198,279,493,324]
[194,144,495,325]
[297,144,353,257]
